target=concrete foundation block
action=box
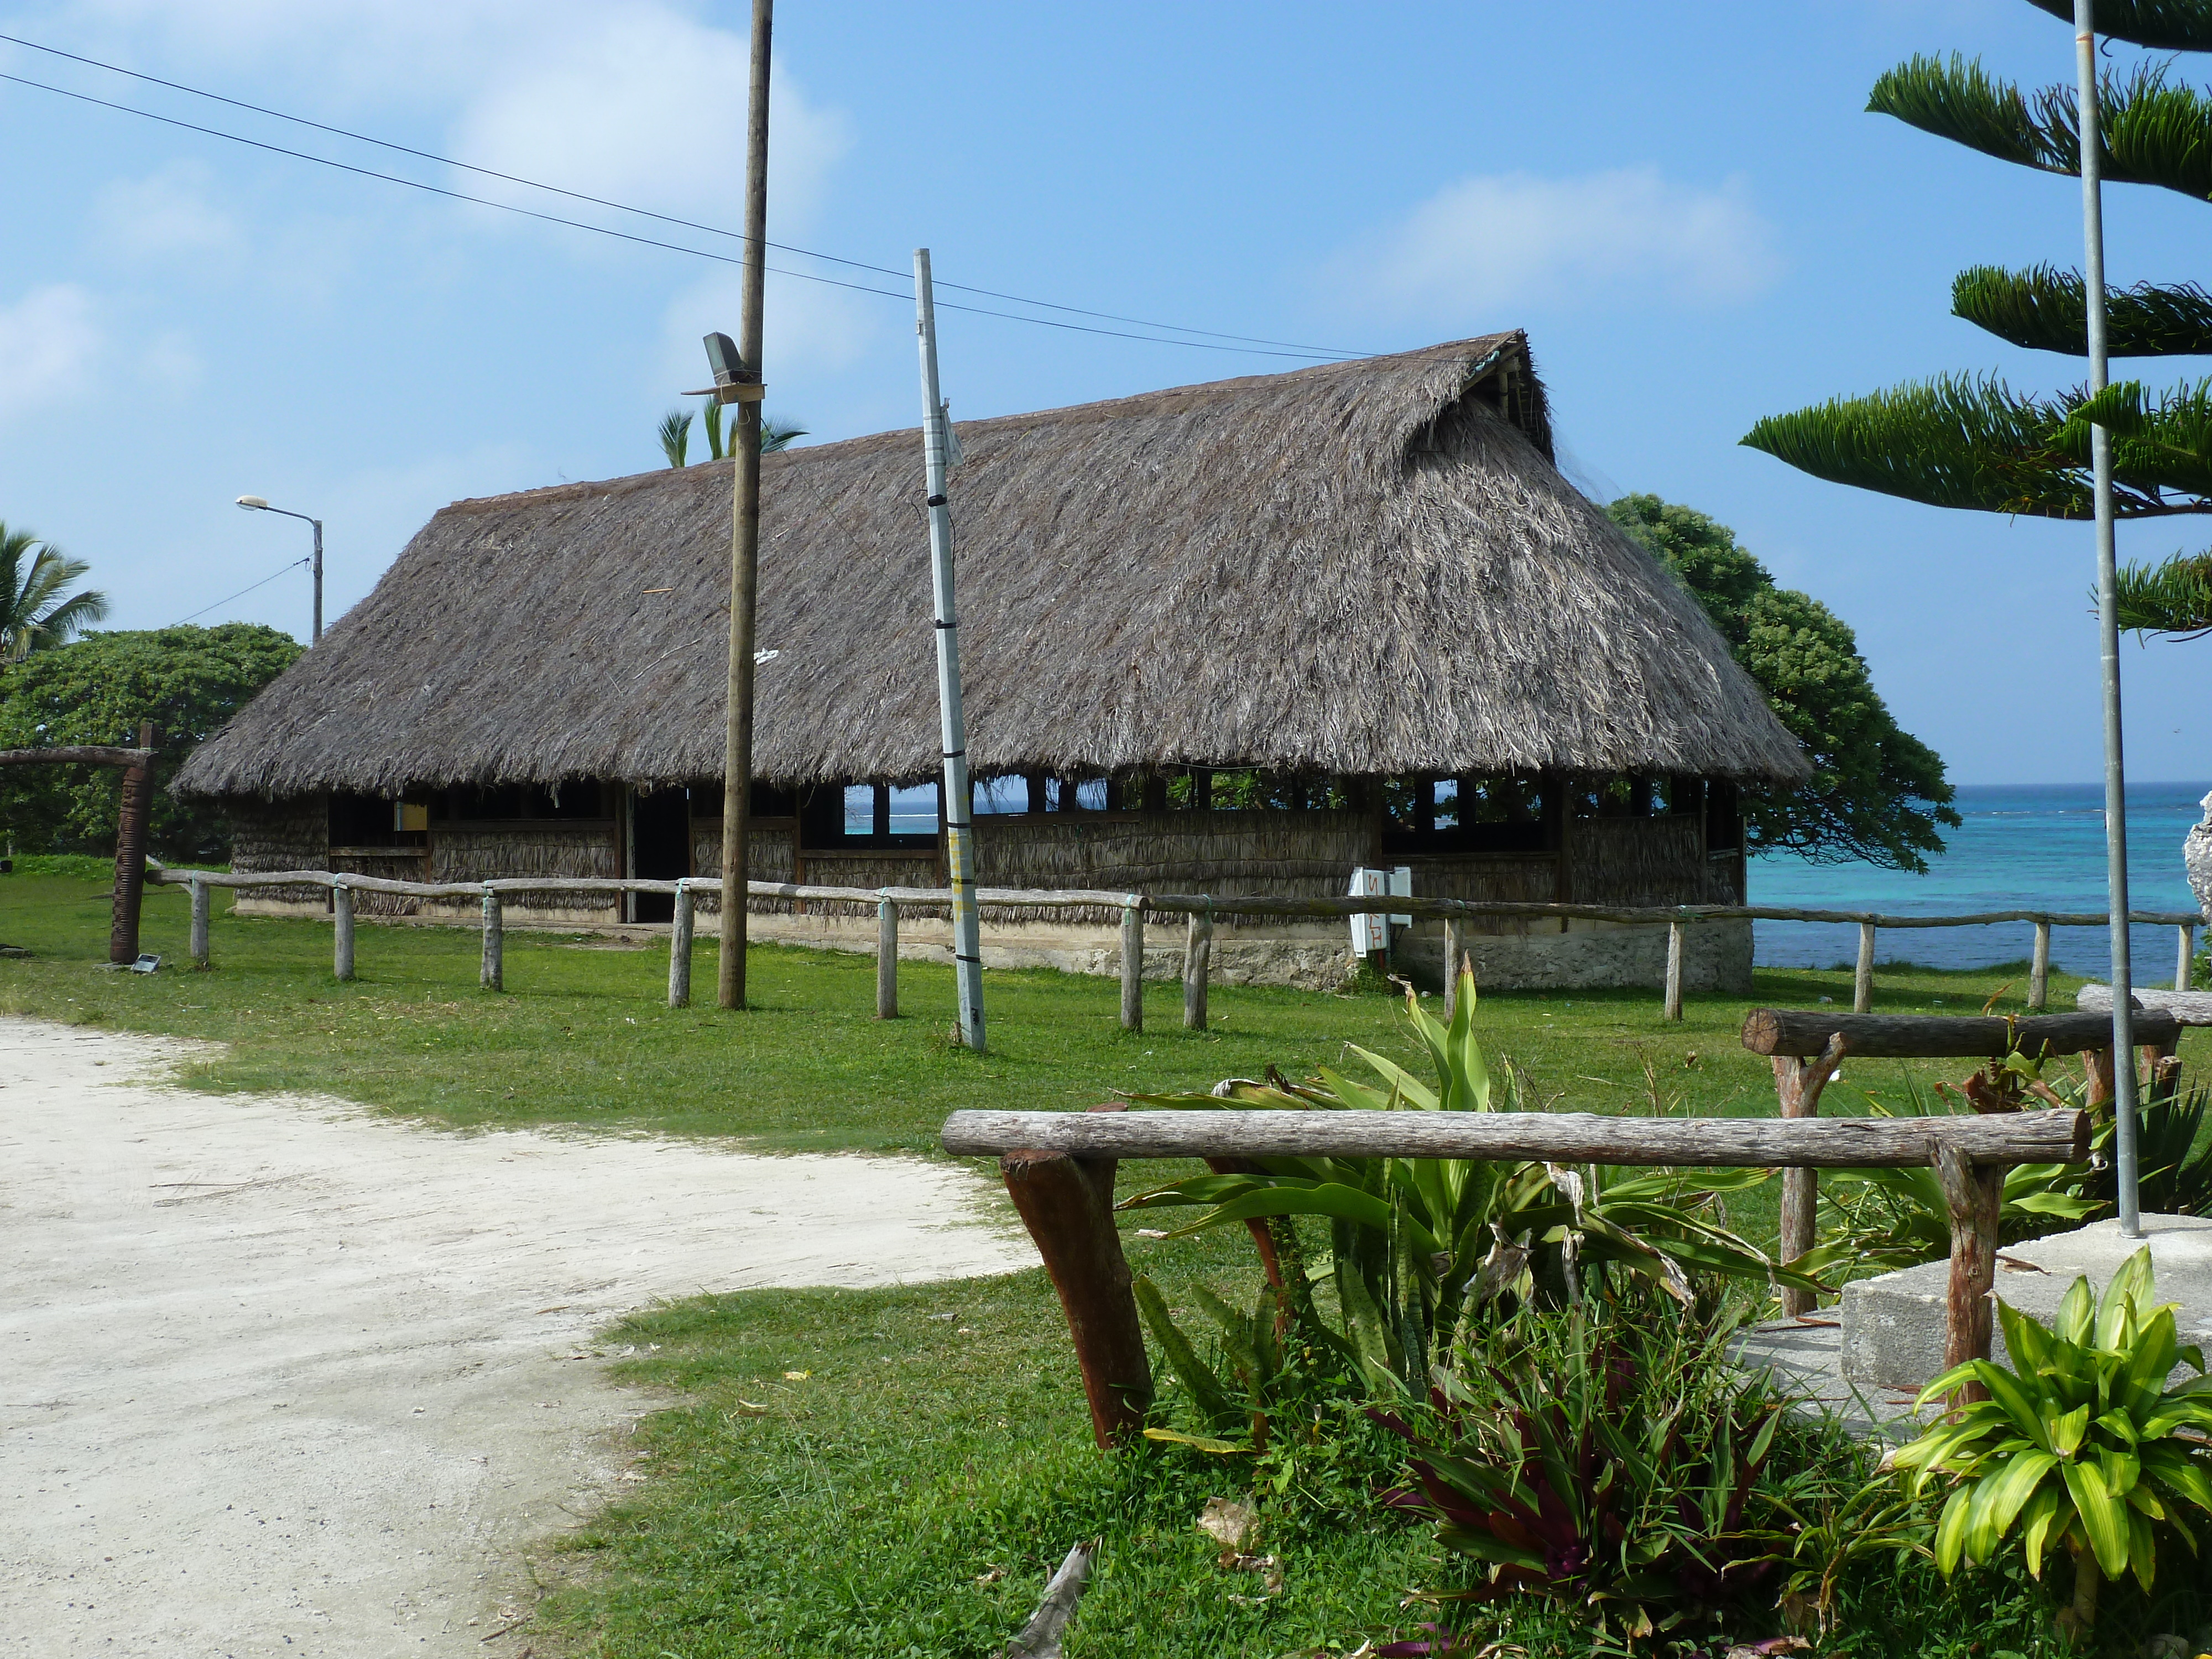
[1839,1213,2212,1390]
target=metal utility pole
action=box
[713,0,773,1012]
[233,496,323,643]
[2075,0,2142,1235]
[913,249,985,1052]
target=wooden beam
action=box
[1936,1143,2004,1401]
[0,745,154,769]
[1741,1008,2178,1060]
[1119,903,1142,1031]
[942,1105,2088,1168]
[108,722,155,965]
[1775,1034,1848,1317]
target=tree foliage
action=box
[1,521,108,661]
[1750,10,2212,640]
[1609,495,1959,873]
[0,624,302,859]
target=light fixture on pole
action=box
[234,495,325,644]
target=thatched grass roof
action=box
[176,334,1808,799]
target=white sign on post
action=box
[1350,866,1412,956]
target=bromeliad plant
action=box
[1120,968,1814,1396]
[1374,1287,1855,1641]
[1890,1248,2212,1637]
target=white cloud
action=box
[92,161,239,258]
[0,285,102,420]
[452,20,853,236]
[1347,166,1781,319]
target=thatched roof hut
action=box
[176,333,1804,799]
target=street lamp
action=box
[235,495,324,644]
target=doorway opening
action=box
[629,787,691,923]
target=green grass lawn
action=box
[5,861,2202,1657]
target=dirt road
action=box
[0,1017,1029,1656]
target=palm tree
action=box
[1,523,108,662]
[759,417,807,454]
[658,409,693,469]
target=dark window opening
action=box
[328,792,427,849]
[1705,780,1743,853]
[629,788,690,922]
[1382,774,1551,853]
[801,782,942,849]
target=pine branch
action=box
[2022,0,2212,52]
[1743,373,2212,519]
[2113,550,2212,634]
[1953,264,2212,356]
[1870,56,2212,201]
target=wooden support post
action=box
[480,883,503,992]
[2030,920,2052,1011]
[332,881,356,982]
[188,877,210,968]
[2083,1046,2116,1111]
[1772,1032,1848,1317]
[998,1147,1151,1447]
[2180,924,2197,993]
[875,892,898,1020]
[1935,1143,2002,1403]
[1854,921,1876,1014]
[1442,917,1462,1019]
[1663,919,1685,1022]
[1119,902,1142,1031]
[108,720,155,964]
[1183,905,1212,1031]
[669,879,694,1009]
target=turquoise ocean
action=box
[1751,781,2210,977]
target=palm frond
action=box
[760,417,807,454]
[1954,264,2212,357]
[703,397,726,461]
[657,408,692,469]
[1871,56,2212,201]
[2114,551,2212,635]
[2023,0,2212,51]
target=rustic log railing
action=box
[1739,1006,2177,1317]
[4,733,158,963]
[145,866,2205,1022]
[940,1105,2092,1446]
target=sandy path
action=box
[0,1017,1030,1656]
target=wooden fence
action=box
[149,866,2202,1026]
[941,1102,2092,1446]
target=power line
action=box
[171,556,309,627]
[0,33,1376,361]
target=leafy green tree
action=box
[1743,4,2212,637]
[1609,494,1959,872]
[0,624,302,859]
[1,522,108,661]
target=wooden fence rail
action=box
[149,866,2203,1021]
[943,1105,2090,1447]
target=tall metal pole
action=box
[310,518,323,644]
[717,0,772,1012]
[914,249,985,1052]
[2075,0,2142,1235]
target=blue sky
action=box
[0,0,2204,786]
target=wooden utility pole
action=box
[714,0,773,1011]
[109,721,155,963]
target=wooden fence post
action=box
[999,1145,1152,1447]
[481,883,503,991]
[1183,903,1212,1031]
[1442,917,1462,1019]
[2030,920,2052,1011]
[2179,924,2196,993]
[1935,1143,2002,1404]
[1853,922,1876,1014]
[188,876,210,968]
[1773,1032,1847,1317]
[1119,901,1142,1031]
[876,891,898,1020]
[1663,919,1685,1022]
[332,881,356,982]
[669,879,693,1009]
[108,720,155,964]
